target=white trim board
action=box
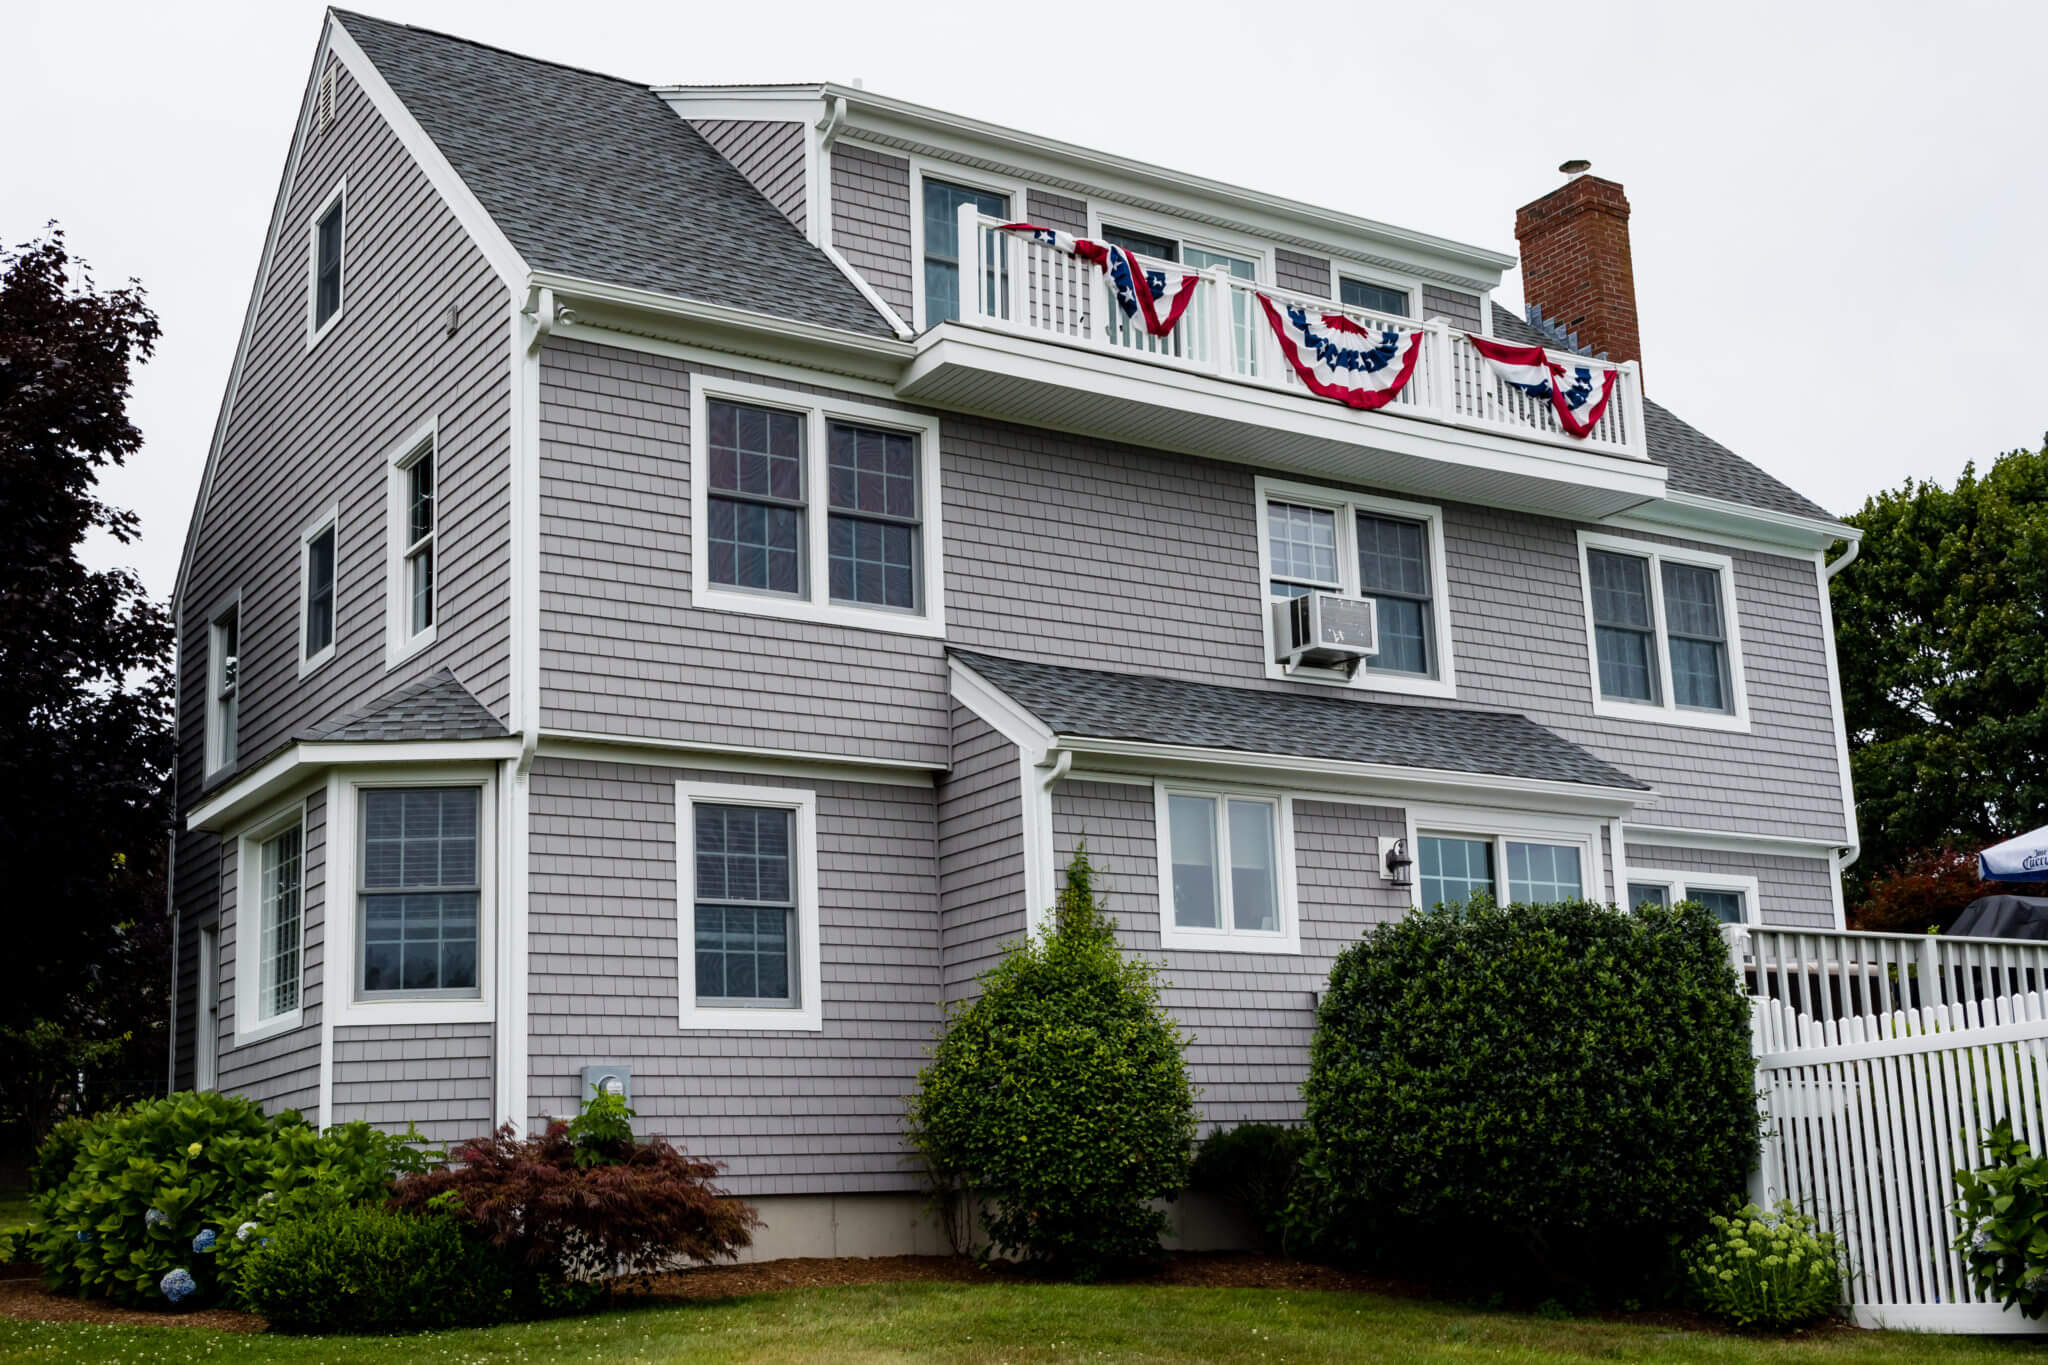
[537,732,939,788]
[188,736,524,833]
[675,780,824,1033]
[1576,529,1753,734]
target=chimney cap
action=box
[1558,158,1592,175]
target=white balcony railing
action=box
[954,206,1648,461]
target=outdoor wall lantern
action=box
[1381,837,1414,887]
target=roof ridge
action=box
[331,8,652,93]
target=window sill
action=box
[1264,658,1457,700]
[678,1001,823,1032]
[691,586,945,640]
[297,643,336,680]
[1590,695,1752,734]
[332,994,491,1028]
[385,623,437,670]
[304,311,343,351]
[1159,923,1303,955]
[230,1008,303,1048]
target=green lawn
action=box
[0,1283,2044,1364]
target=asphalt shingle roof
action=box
[1491,306,1831,520]
[297,668,507,743]
[953,651,1649,792]
[336,11,894,338]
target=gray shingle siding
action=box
[173,54,513,1089]
[331,1023,494,1143]
[690,119,807,232]
[830,144,914,322]
[1422,285,1483,332]
[1026,188,1088,238]
[1626,843,1837,929]
[537,337,948,764]
[1052,781,1410,1126]
[525,756,938,1195]
[937,707,1026,1001]
[217,789,326,1117]
[1275,249,1330,298]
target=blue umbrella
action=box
[1980,825,2048,882]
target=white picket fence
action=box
[1734,925,2048,1332]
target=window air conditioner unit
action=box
[1271,592,1377,675]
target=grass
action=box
[0,1282,2043,1364]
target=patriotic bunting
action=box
[997,223,1203,338]
[1466,336,1618,438]
[1255,294,1423,410]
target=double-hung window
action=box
[307,182,345,343]
[206,603,239,777]
[1258,477,1454,697]
[691,378,944,636]
[678,782,822,1030]
[921,177,1009,327]
[300,512,337,671]
[1156,785,1298,953]
[1415,822,1592,910]
[385,422,438,663]
[1578,533,1748,729]
[234,805,305,1043]
[1339,275,1410,318]
[1626,872,1756,925]
[359,787,480,997]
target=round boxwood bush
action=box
[908,849,1197,1278]
[1295,895,1757,1295]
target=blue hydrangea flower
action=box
[144,1208,167,1229]
[235,1221,259,1243]
[191,1228,217,1254]
[73,1230,90,1243]
[160,1268,196,1305]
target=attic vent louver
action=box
[318,62,337,132]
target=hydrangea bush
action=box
[1954,1119,2048,1317]
[1683,1202,1843,1329]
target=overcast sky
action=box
[9,0,2043,599]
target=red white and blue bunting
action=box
[997,223,1202,337]
[1466,336,1618,438]
[1255,294,1423,410]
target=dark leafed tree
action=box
[0,228,173,1140]
[1832,441,2048,919]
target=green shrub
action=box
[908,848,1198,1279]
[1189,1123,1304,1252]
[1684,1202,1843,1329]
[1954,1118,2048,1317]
[238,1203,583,1332]
[1295,896,1757,1297]
[29,1091,437,1309]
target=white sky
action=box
[9,0,2043,600]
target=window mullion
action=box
[1215,799,1236,933]
[1336,506,1360,597]
[807,410,829,606]
[1645,552,1675,713]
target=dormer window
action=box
[1339,276,1408,318]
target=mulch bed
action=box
[0,1272,264,1332]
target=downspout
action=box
[1823,536,1860,580]
[1823,535,1861,916]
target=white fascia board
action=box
[536,732,940,788]
[532,272,912,381]
[187,737,525,832]
[902,325,1669,513]
[655,90,828,123]
[1049,735,1653,817]
[947,658,1056,761]
[1613,490,1858,554]
[1619,822,1846,859]
[821,84,1515,287]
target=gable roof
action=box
[295,667,508,744]
[1490,306,1831,521]
[334,10,895,338]
[953,651,1649,793]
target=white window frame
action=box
[676,780,823,1031]
[1153,782,1300,954]
[897,151,1028,332]
[1085,203,1275,286]
[1577,531,1751,732]
[688,375,945,638]
[1330,267,1418,320]
[204,593,241,781]
[326,763,497,1027]
[196,923,220,1091]
[298,504,340,676]
[384,417,439,667]
[1405,805,1607,912]
[1624,868,1762,925]
[304,179,347,348]
[232,798,308,1046]
[1255,475,1457,699]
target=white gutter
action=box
[1824,536,1861,579]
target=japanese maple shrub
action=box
[1295,895,1757,1298]
[389,1090,758,1286]
[908,848,1198,1278]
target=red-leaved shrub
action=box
[389,1109,757,1284]
[1850,846,2048,934]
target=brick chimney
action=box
[1514,173,1641,371]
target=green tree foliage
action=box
[1295,896,1757,1298]
[0,229,173,1138]
[1833,443,2048,902]
[907,849,1198,1278]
